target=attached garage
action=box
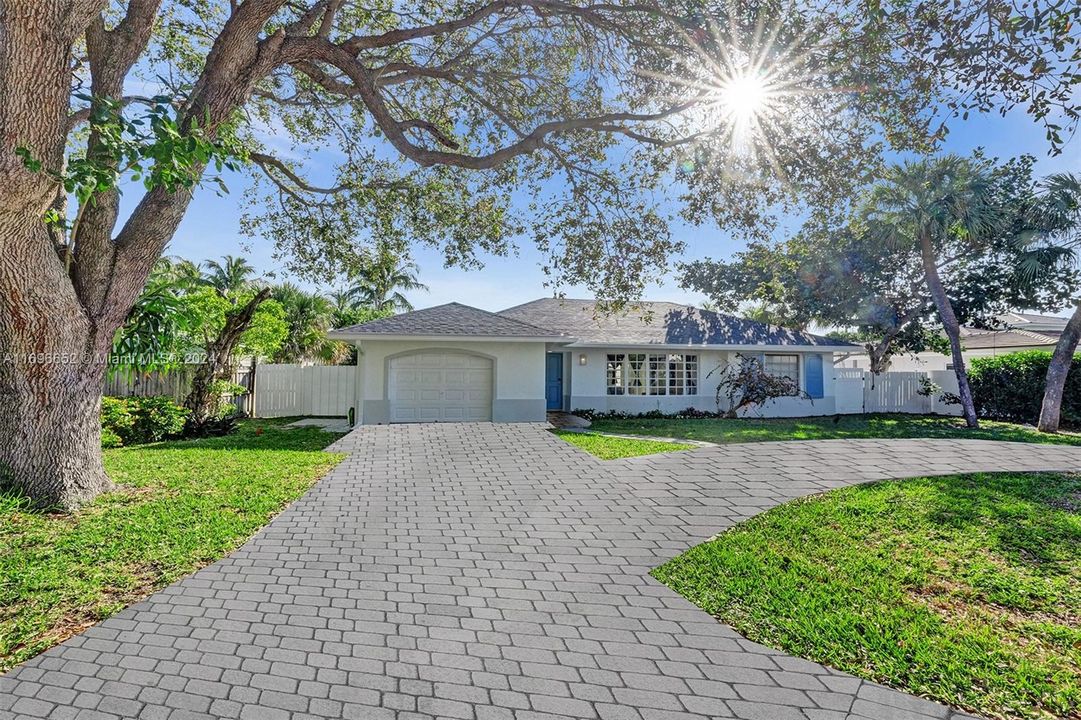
[388,351,493,422]
[329,303,567,425]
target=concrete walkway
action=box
[3,424,1080,720]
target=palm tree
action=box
[328,287,356,316]
[348,243,428,312]
[271,284,349,364]
[203,255,256,300]
[1021,174,1081,432]
[860,155,1003,428]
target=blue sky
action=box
[159,107,1079,313]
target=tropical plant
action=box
[202,255,257,301]
[683,158,1075,379]
[271,284,351,364]
[112,256,287,434]
[714,355,809,418]
[1016,174,1081,432]
[179,284,285,432]
[858,155,1020,428]
[348,244,428,312]
[110,260,193,376]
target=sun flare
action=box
[643,8,843,170]
[713,70,775,154]
[719,72,771,124]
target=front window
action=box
[627,353,647,395]
[763,353,800,390]
[607,352,698,395]
[606,354,625,395]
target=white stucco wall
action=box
[565,348,838,417]
[353,339,547,424]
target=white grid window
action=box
[606,354,625,395]
[763,354,800,389]
[607,352,698,395]
[648,354,668,395]
[627,354,647,395]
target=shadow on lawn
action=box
[924,472,1080,570]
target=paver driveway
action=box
[4,423,1081,720]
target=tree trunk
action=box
[0,221,114,508]
[918,232,979,428]
[0,2,116,508]
[182,289,271,432]
[0,356,111,509]
[1037,300,1081,433]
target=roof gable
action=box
[498,298,851,347]
[332,302,565,338]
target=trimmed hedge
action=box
[967,350,1081,426]
[571,407,725,421]
[101,396,189,447]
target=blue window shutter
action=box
[806,354,824,399]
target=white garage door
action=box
[388,352,493,423]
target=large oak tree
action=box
[0,0,1077,507]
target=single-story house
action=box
[843,311,1068,372]
[328,298,857,424]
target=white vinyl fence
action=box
[252,364,355,418]
[835,368,961,416]
[107,362,961,422]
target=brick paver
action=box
[4,423,1080,720]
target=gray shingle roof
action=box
[498,298,852,347]
[959,328,1058,350]
[332,302,565,338]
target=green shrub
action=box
[208,380,246,420]
[101,396,189,446]
[100,397,135,447]
[967,351,1081,426]
[100,426,124,449]
[129,396,189,443]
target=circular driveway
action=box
[3,423,1079,720]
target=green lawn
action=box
[588,413,1081,447]
[652,472,1081,720]
[0,419,344,672]
[552,429,696,459]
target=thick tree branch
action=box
[73,0,164,317]
[287,36,692,170]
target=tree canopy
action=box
[683,154,1080,372]
[29,0,1081,304]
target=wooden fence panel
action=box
[104,361,254,412]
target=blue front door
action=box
[805,354,824,399]
[545,354,564,410]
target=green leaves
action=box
[20,94,248,215]
[111,257,287,376]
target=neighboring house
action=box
[843,312,1067,372]
[329,298,856,424]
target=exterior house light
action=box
[579,354,587,366]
